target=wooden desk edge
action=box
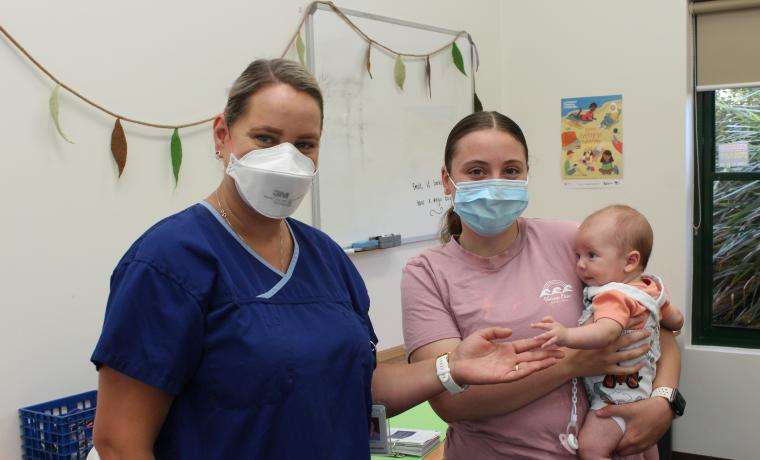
[377,344,406,363]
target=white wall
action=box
[6,1,757,459]
[0,1,503,457]
[499,1,759,459]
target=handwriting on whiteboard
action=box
[411,178,452,216]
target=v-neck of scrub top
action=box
[198,200,299,299]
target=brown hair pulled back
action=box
[440,111,529,242]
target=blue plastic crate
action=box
[19,391,97,460]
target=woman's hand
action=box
[449,327,564,385]
[564,329,650,378]
[596,397,673,455]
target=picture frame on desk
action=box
[369,404,391,454]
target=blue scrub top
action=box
[91,202,378,459]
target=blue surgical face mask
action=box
[449,176,529,236]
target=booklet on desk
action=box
[389,428,441,457]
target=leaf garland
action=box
[110,119,127,177]
[467,33,480,72]
[171,128,182,186]
[394,55,406,90]
[474,93,483,112]
[49,85,74,144]
[20,7,483,188]
[365,42,373,79]
[296,33,306,67]
[425,56,432,99]
[452,42,466,76]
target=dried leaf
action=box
[425,56,432,98]
[467,33,480,72]
[49,85,74,144]
[452,42,467,76]
[111,119,127,177]
[473,42,480,73]
[365,42,373,79]
[394,55,406,90]
[171,128,182,186]
[474,93,483,112]
[296,33,306,67]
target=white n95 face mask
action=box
[226,142,316,219]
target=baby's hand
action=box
[531,316,570,348]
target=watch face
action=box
[672,389,686,416]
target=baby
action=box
[532,205,683,460]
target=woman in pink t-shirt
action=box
[402,111,680,459]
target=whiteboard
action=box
[309,5,474,247]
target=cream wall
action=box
[0,1,502,457]
[3,1,758,459]
[499,1,760,459]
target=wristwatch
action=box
[651,386,686,417]
[435,353,469,394]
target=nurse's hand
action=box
[596,396,672,455]
[448,327,564,385]
[565,329,650,378]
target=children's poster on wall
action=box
[561,94,623,188]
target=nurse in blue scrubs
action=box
[90,59,563,460]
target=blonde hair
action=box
[224,58,323,127]
[583,204,654,268]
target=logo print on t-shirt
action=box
[539,280,574,304]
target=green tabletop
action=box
[370,402,448,459]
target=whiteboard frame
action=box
[306,3,476,247]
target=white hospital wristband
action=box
[436,353,469,394]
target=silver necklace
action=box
[215,190,287,271]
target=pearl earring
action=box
[215,151,222,160]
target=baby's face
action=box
[573,217,629,286]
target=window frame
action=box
[693,90,760,348]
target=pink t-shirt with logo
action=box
[402,218,589,459]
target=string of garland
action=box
[0,1,480,185]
